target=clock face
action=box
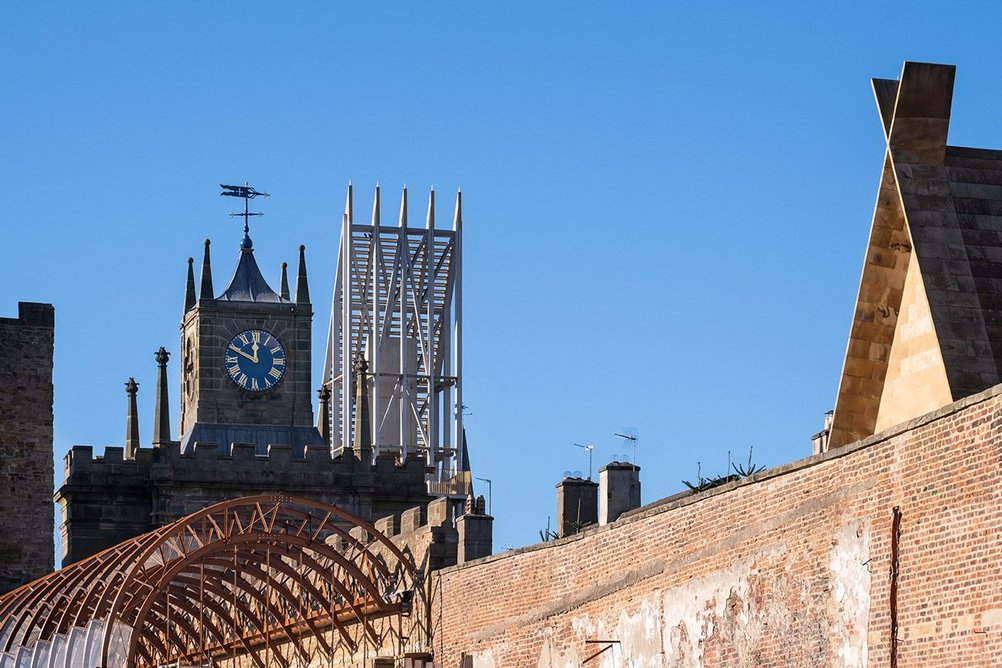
[224,329,286,392]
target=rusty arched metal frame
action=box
[0,495,417,668]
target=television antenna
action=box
[474,476,492,515]
[613,428,639,466]
[572,443,595,480]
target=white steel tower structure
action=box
[322,184,467,492]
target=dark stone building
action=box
[0,302,55,594]
[55,227,435,566]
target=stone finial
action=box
[352,355,371,460]
[199,239,213,300]
[183,257,196,314]
[280,262,290,301]
[124,377,140,459]
[295,245,310,304]
[317,385,332,446]
[152,347,171,447]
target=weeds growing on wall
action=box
[682,447,766,493]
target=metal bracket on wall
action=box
[583,639,621,664]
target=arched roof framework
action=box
[0,495,418,668]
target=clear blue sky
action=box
[4,3,1002,553]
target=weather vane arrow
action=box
[221,182,270,249]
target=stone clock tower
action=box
[178,229,323,456]
[54,184,475,567]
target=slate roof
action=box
[217,249,288,303]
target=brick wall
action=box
[0,303,54,594]
[430,386,1002,667]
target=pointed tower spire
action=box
[317,385,332,447]
[352,356,372,462]
[426,187,435,229]
[345,181,353,224]
[295,244,310,304]
[152,347,171,447]
[183,257,196,314]
[125,378,140,459]
[280,262,290,300]
[399,185,408,227]
[199,239,213,301]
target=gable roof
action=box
[829,62,1002,448]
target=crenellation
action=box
[134,447,154,467]
[427,496,452,527]
[400,504,427,533]
[56,436,440,565]
[194,442,219,460]
[303,443,329,461]
[65,445,94,475]
[267,443,293,464]
[231,442,256,461]
[101,446,124,463]
[375,452,397,475]
[374,514,398,537]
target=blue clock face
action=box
[224,329,286,392]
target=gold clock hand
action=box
[251,341,259,363]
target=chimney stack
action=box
[599,462,641,525]
[556,476,598,537]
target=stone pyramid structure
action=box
[830,61,1002,448]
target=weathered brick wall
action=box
[431,386,1002,667]
[0,303,54,594]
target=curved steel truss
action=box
[0,495,421,668]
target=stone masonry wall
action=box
[430,386,1002,667]
[0,303,55,594]
[55,443,431,566]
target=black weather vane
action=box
[220,182,270,249]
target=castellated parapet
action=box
[331,495,493,576]
[0,303,55,594]
[55,442,432,567]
